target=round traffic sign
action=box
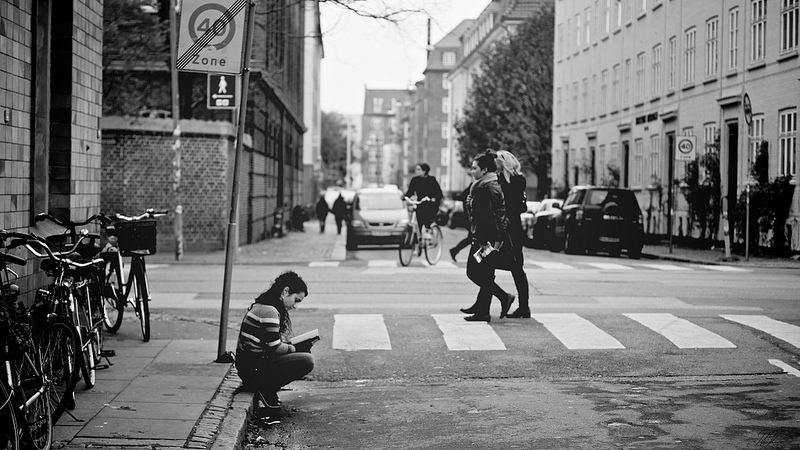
[678,138,694,155]
[743,93,753,126]
[188,4,236,50]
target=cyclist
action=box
[404,163,443,239]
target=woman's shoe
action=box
[506,307,531,319]
[449,248,458,262]
[460,304,479,314]
[464,314,490,322]
[500,294,515,319]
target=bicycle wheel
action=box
[102,260,124,333]
[76,296,96,390]
[424,224,443,265]
[0,382,20,450]
[38,319,80,425]
[398,226,417,267]
[134,265,151,342]
[19,354,52,450]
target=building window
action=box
[370,118,383,130]
[751,0,767,62]
[705,17,719,77]
[601,69,608,114]
[639,0,646,15]
[684,27,696,83]
[668,36,677,90]
[652,44,662,96]
[442,51,456,66]
[750,114,765,165]
[372,97,383,113]
[634,138,644,186]
[441,123,450,140]
[564,84,571,122]
[636,52,646,104]
[556,87,562,124]
[585,7,592,45]
[779,109,797,176]
[441,147,450,166]
[442,77,450,90]
[625,0,633,23]
[649,134,661,181]
[573,81,579,122]
[703,123,718,182]
[623,58,631,106]
[442,97,450,114]
[612,64,621,109]
[729,8,739,70]
[576,13,582,50]
[591,74,597,118]
[616,0,623,29]
[604,0,611,35]
[582,78,589,120]
[781,0,799,53]
[566,18,572,54]
[557,23,564,59]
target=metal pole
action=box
[217,0,256,362]
[346,120,352,188]
[745,183,750,261]
[169,0,183,261]
[668,135,674,253]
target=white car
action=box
[520,201,541,236]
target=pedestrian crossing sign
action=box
[208,74,237,110]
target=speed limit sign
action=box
[675,135,697,161]
[177,0,247,74]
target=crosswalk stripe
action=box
[585,262,633,270]
[637,263,692,271]
[696,265,749,272]
[309,261,340,267]
[332,314,392,351]
[625,313,736,348]
[532,313,625,349]
[722,315,800,348]
[527,261,576,270]
[368,260,397,267]
[432,314,506,351]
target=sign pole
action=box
[169,0,183,261]
[216,0,256,362]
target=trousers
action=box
[236,352,315,394]
[465,243,510,316]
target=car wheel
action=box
[346,232,357,251]
[564,230,583,255]
[628,244,642,259]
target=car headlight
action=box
[398,218,409,227]
[351,219,366,228]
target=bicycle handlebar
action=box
[4,231,100,267]
[403,196,434,205]
[34,212,112,227]
[113,208,169,222]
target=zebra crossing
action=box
[326,313,798,352]
[307,259,751,272]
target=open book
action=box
[289,329,320,346]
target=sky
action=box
[319,0,491,115]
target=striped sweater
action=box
[236,304,293,360]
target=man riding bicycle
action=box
[405,163,443,239]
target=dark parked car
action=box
[346,187,408,250]
[528,199,563,248]
[551,186,644,258]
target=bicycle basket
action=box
[113,220,157,255]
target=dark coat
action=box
[315,198,329,219]
[499,173,527,247]
[467,174,509,245]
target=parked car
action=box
[346,187,408,250]
[447,200,467,229]
[528,199,563,248]
[520,201,541,238]
[550,186,644,258]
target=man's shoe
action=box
[449,248,458,262]
[500,294,515,319]
[460,303,479,314]
[506,307,531,319]
[464,314,490,322]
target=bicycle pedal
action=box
[100,349,116,358]
[96,364,111,371]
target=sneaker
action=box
[258,391,282,410]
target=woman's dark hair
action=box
[417,163,430,174]
[474,150,497,172]
[254,271,308,334]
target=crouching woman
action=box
[235,271,314,409]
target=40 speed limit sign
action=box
[177,0,247,74]
[675,135,697,161]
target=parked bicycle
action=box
[398,197,443,266]
[102,209,168,342]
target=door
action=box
[727,121,739,233]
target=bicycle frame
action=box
[103,247,147,307]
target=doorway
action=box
[622,141,630,187]
[726,121,739,233]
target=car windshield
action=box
[587,189,640,215]
[358,193,404,210]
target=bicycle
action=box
[398,197,443,266]
[102,209,168,342]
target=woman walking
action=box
[235,271,315,413]
[495,150,532,318]
[461,151,515,322]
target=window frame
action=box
[779,109,797,177]
[705,17,719,77]
[780,0,799,53]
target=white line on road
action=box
[636,264,692,271]
[585,263,633,270]
[693,265,749,272]
[532,313,625,349]
[309,261,340,267]
[624,313,736,348]
[722,315,800,348]
[332,314,392,351]
[368,260,398,267]
[768,359,800,377]
[527,261,576,270]
[432,314,506,351]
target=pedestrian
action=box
[235,271,315,414]
[332,193,348,235]
[449,183,472,262]
[494,150,531,318]
[405,163,443,239]
[291,204,308,232]
[460,151,515,322]
[315,195,329,233]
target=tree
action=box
[454,7,554,199]
[320,111,349,183]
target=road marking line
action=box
[308,261,339,267]
[432,314,506,351]
[423,260,458,268]
[695,265,749,272]
[722,315,800,348]
[585,263,633,270]
[637,263,692,271]
[532,313,625,349]
[368,260,397,267]
[624,313,736,348]
[768,359,800,377]
[332,314,391,351]
[527,261,576,270]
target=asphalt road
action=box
[142,231,800,449]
